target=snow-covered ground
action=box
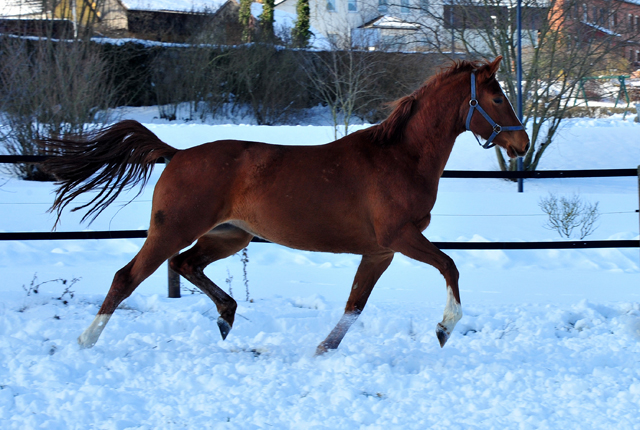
[1,110,639,428]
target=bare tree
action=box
[301,31,390,139]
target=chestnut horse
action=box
[41,56,528,354]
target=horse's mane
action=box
[363,59,488,146]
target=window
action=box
[630,14,634,32]
[583,4,588,22]
[348,0,357,11]
[401,0,410,14]
[378,0,388,13]
[327,0,336,11]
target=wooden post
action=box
[168,255,181,298]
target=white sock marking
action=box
[78,314,112,349]
[441,286,462,335]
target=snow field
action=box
[1,292,640,429]
[1,113,639,428]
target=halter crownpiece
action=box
[465,71,524,149]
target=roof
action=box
[580,20,621,37]
[360,15,420,31]
[121,0,228,12]
[0,0,44,18]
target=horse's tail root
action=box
[38,120,178,226]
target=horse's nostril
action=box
[524,142,530,154]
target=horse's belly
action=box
[226,218,380,255]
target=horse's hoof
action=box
[436,323,450,348]
[77,334,95,349]
[314,343,328,356]
[217,317,232,340]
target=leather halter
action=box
[465,72,524,149]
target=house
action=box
[0,0,243,43]
[0,0,97,37]
[620,0,640,66]
[550,0,640,68]
[274,0,548,51]
[352,15,422,50]
[275,0,432,50]
[122,0,243,43]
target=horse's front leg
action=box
[315,252,394,355]
[388,223,462,347]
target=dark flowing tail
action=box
[39,120,178,226]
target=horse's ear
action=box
[488,56,502,77]
[477,56,502,82]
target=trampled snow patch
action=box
[2,109,640,427]
[1,292,640,429]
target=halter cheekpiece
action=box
[465,71,524,149]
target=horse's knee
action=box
[169,253,199,277]
[168,254,185,273]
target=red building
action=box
[554,0,640,68]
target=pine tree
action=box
[259,0,275,41]
[239,0,253,43]
[292,0,311,48]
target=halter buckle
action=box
[493,124,502,134]
[469,99,478,107]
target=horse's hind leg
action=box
[78,233,190,348]
[169,224,253,340]
[316,252,394,355]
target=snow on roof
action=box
[580,20,621,37]
[0,0,44,18]
[121,0,228,12]
[360,16,420,31]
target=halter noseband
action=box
[465,71,524,149]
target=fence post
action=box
[168,254,181,298]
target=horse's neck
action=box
[404,78,468,175]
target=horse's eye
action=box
[493,98,504,104]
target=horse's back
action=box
[153,138,387,254]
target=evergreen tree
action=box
[239,0,253,43]
[292,0,311,48]
[259,0,275,41]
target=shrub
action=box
[539,193,600,239]
[0,36,119,180]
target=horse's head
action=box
[464,56,530,158]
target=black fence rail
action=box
[1,155,638,250]
[0,230,637,250]
[1,160,638,248]
[3,155,638,297]
[3,155,638,178]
